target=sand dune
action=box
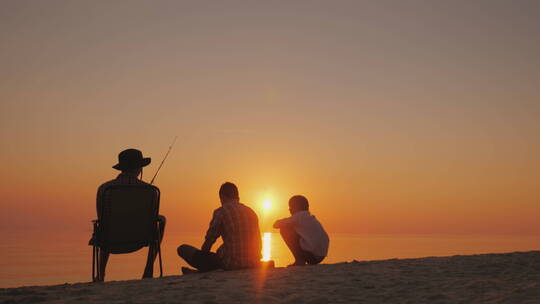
[1,251,539,303]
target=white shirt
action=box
[275,211,329,257]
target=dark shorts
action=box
[279,225,325,265]
[191,250,224,272]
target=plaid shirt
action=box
[205,202,262,270]
[96,173,151,219]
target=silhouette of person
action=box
[177,182,262,273]
[273,195,329,266]
[92,148,166,281]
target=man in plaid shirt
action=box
[178,182,262,272]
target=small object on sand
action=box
[260,260,275,269]
[181,267,199,275]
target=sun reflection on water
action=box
[261,232,272,261]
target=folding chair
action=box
[90,185,163,282]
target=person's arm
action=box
[273,216,295,229]
[201,209,223,252]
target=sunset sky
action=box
[1,0,539,236]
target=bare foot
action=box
[287,261,306,267]
[181,267,199,275]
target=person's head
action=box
[112,148,151,177]
[288,195,309,214]
[219,182,240,204]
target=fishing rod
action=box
[150,136,178,185]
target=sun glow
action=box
[262,199,272,212]
[261,232,272,261]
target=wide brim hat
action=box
[113,148,151,171]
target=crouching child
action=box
[273,195,329,266]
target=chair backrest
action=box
[98,185,160,248]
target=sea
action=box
[1,231,539,288]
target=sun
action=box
[262,199,272,212]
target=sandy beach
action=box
[1,251,539,303]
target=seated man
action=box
[273,195,329,266]
[177,182,262,272]
[93,148,166,281]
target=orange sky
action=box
[1,1,539,236]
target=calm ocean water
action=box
[1,231,538,288]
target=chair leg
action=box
[92,246,99,282]
[155,221,163,278]
[92,246,95,282]
[97,247,101,281]
[158,240,163,278]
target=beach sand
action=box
[1,251,539,303]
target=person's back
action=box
[96,172,149,219]
[177,182,262,272]
[215,202,261,270]
[287,210,328,259]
